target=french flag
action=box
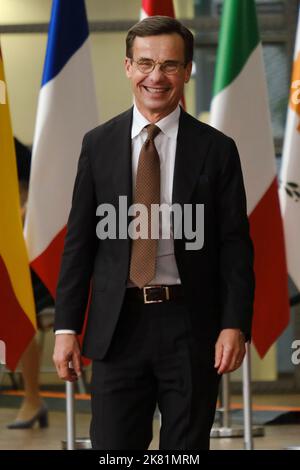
[25,0,98,298]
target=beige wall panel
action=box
[0,0,140,24]
[1,33,46,144]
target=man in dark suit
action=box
[53,16,255,450]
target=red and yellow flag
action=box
[0,45,36,370]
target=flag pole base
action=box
[210,426,265,438]
[61,438,92,450]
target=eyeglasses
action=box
[131,58,186,75]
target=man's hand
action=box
[53,334,82,382]
[214,328,246,375]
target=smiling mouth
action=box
[142,86,170,94]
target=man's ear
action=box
[125,57,132,78]
[184,61,193,83]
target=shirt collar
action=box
[131,104,180,140]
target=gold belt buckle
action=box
[143,286,170,304]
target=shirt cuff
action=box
[55,329,76,335]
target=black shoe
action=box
[6,404,49,429]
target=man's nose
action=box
[148,64,165,81]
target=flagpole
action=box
[222,373,231,428]
[211,374,245,438]
[211,353,264,441]
[285,301,300,450]
[62,384,92,450]
[66,381,76,450]
[243,343,254,450]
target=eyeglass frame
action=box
[130,58,187,75]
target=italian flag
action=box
[210,0,289,357]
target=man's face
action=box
[125,33,192,121]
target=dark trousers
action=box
[90,294,221,450]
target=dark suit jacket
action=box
[54,107,255,360]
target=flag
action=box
[141,0,175,18]
[0,45,36,370]
[210,0,289,357]
[140,0,186,109]
[280,8,300,291]
[24,0,98,298]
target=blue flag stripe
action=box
[42,0,89,86]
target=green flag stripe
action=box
[213,0,260,97]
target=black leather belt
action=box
[125,285,183,304]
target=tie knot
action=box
[146,124,161,141]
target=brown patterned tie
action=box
[129,124,161,288]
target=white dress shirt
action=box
[56,105,181,335]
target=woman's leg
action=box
[15,335,44,421]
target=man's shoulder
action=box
[180,109,234,146]
[83,108,133,144]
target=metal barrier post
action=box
[66,381,76,450]
[243,343,254,450]
[211,343,264,440]
[62,372,92,450]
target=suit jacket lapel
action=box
[108,106,208,218]
[111,106,207,209]
[172,108,207,206]
[110,107,133,208]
